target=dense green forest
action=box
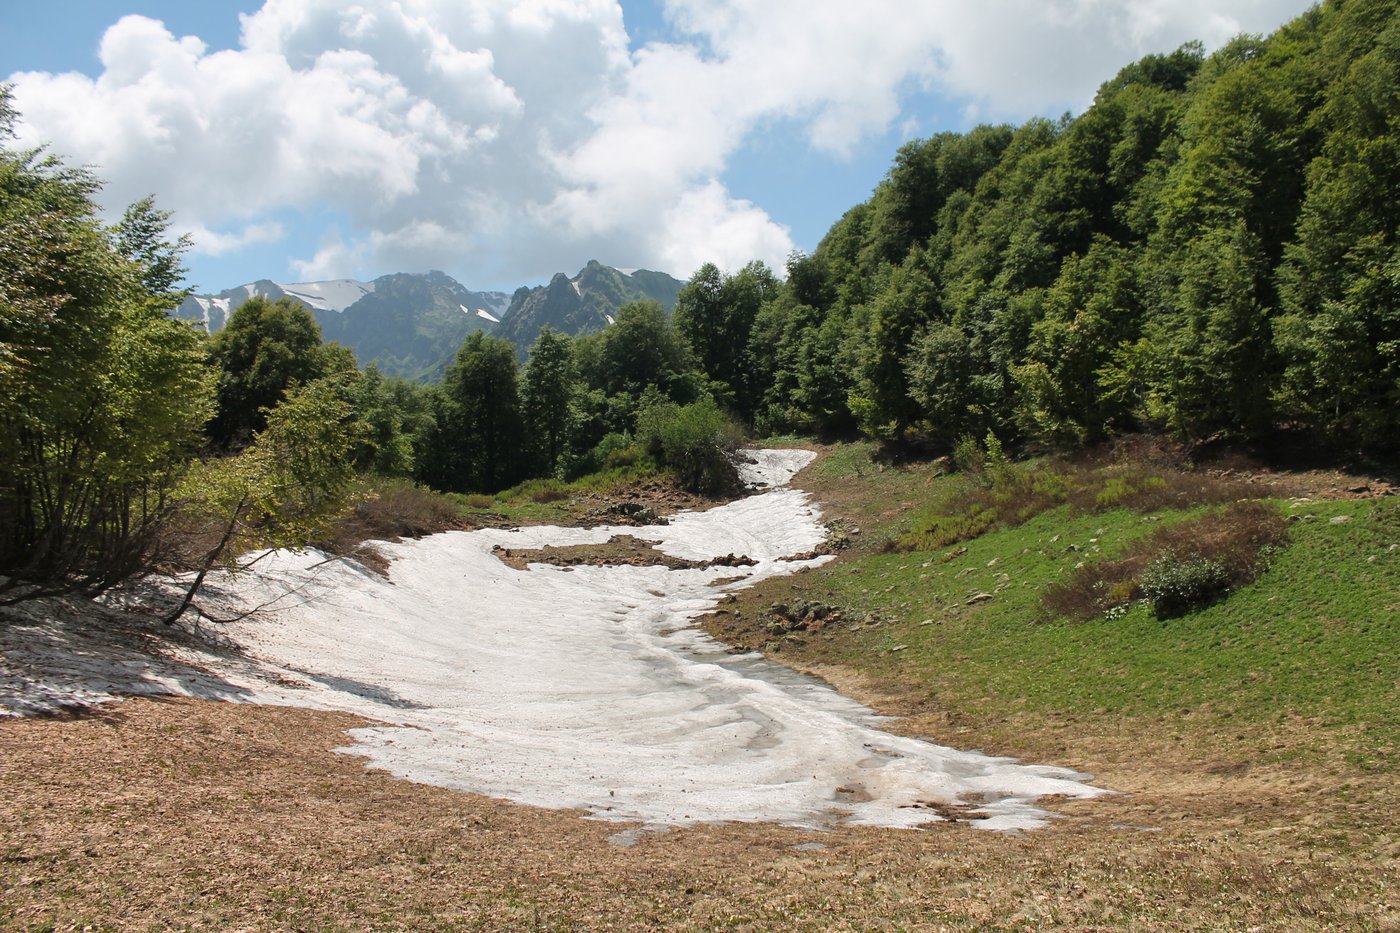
[741,0,1399,452]
[1,0,1396,603]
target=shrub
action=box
[566,432,641,480]
[901,464,1071,550]
[952,434,986,478]
[496,478,571,504]
[1139,552,1231,618]
[635,398,743,496]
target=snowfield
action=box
[0,450,1106,830]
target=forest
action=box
[0,0,1396,604]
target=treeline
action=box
[205,293,745,497]
[679,0,1399,454]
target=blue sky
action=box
[2,1,1314,293]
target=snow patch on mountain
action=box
[279,279,375,314]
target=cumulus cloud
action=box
[6,0,1313,286]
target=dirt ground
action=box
[2,696,1394,932]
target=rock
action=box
[1329,515,1352,525]
[965,592,993,605]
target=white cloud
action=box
[186,220,286,257]
[6,0,1314,286]
[290,231,365,281]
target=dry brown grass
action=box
[900,447,1283,553]
[1043,500,1291,620]
[2,697,1394,932]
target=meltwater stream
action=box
[193,449,1105,830]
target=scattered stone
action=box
[1329,515,1352,525]
[765,600,846,633]
[956,567,976,578]
[822,519,860,551]
[965,593,994,605]
[942,546,968,563]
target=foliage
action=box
[663,2,1400,456]
[574,300,692,401]
[162,378,363,620]
[635,397,743,496]
[424,332,524,493]
[520,327,578,478]
[0,87,213,600]
[345,365,427,477]
[1138,552,1231,618]
[205,295,355,447]
[673,260,779,419]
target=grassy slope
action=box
[706,441,1399,926]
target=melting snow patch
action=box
[1,449,1106,831]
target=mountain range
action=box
[177,261,685,380]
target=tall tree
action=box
[520,327,578,478]
[436,332,524,493]
[206,296,353,447]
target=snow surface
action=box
[0,449,1105,831]
[469,305,501,323]
[279,279,374,313]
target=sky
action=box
[2,0,1316,294]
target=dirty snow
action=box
[0,450,1105,830]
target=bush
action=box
[635,398,744,496]
[952,434,986,478]
[566,432,640,480]
[495,478,571,504]
[1139,552,1231,618]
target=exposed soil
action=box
[3,697,1393,932]
[491,534,757,572]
